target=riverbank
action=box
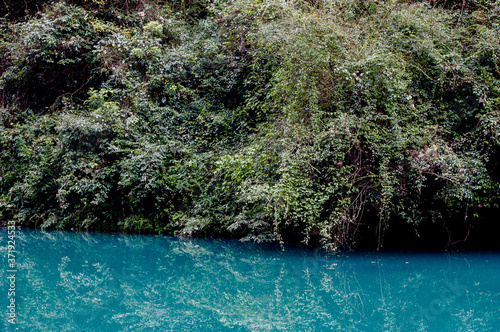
[1,0,500,250]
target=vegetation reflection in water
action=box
[1,230,499,331]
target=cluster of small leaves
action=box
[213,0,500,249]
[1,0,500,250]
[0,0,250,234]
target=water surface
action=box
[1,230,499,331]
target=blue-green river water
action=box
[1,229,499,331]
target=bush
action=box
[1,0,499,250]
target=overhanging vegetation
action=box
[1,0,499,250]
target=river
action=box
[1,229,499,331]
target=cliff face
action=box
[1,0,499,250]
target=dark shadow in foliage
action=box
[0,0,52,20]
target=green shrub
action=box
[1,0,499,250]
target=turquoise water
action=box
[1,230,499,331]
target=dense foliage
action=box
[1,0,500,250]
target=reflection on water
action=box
[1,230,499,331]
